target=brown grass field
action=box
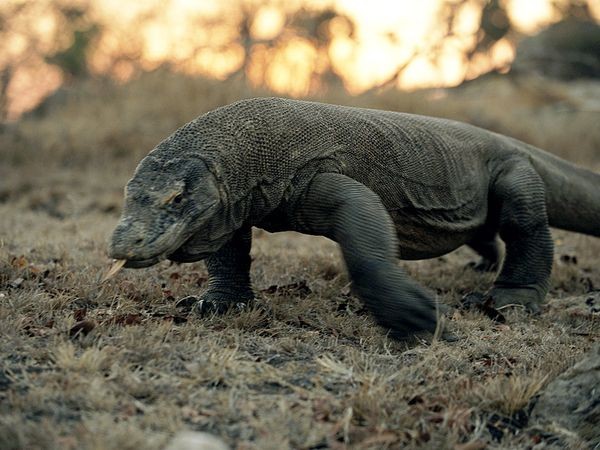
[1,71,599,449]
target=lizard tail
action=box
[528,147,600,237]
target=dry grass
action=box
[1,71,599,449]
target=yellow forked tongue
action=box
[102,259,127,282]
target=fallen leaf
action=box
[454,439,487,450]
[73,308,87,321]
[313,398,333,422]
[69,320,96,337]
[11,255,28,270]
[108,313,142,326]
[261,280,311,297]
[461,293,506,323]
[161,315,188,324]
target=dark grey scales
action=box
[109,97,600,339]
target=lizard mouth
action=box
[123,236,208,267]
[122,235,194,268]
[122,237,202,267]
[113,219,202,269]
[123,255,165,268]
[119,234,190,269]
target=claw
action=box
[175,295,200,312]
[461,292,506,323]
[194,297,249,315]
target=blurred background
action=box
[2,0,599,120]
[1,0,599,173]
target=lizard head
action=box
[108,155,222,268]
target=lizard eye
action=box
[172,193,184,204]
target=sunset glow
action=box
[2,0,600,119]
[507,0,560,32]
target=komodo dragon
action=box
[108,97,600,339]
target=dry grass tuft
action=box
[1,71,599,449]
[473,371,549,416]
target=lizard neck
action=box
[246,182,287,225]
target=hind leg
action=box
[487,160,554,313]
[468,232,501,272]
[290,173,441,339]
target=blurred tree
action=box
[476,0,511,52]
[0,0,101,119]
[434,0,512,67]
[1,0,599,120]
[431,0,599,81]
[0,66,12,121]
[225,1,356,92]
[290,8,356,89]
[45,6,99,80]
[512,19,600,79]
[552,0,595,21]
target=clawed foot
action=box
[462,286,544,317]
[487,286,543,314]
[461,292,506,322]
[176,290,254,315]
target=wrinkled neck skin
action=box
[109,155,249,268]
[169,174,297,265]
[167,184,254,264]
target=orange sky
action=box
[4,0,600,118]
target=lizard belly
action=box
[395,227,471,260]
[390,207,484,260]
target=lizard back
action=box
[156,97,493,218]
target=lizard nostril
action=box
[134,238,144,245]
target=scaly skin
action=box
[109,97,600,339]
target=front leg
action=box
[179,226,254,314]
[292,173,440,340]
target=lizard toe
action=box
[192,290,254,316]
[175,295,201,313]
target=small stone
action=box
[530,343,600,445]
[163,431,229,450]
[10,277,24,288]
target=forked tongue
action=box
[102,259,127,282]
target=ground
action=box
[0,72,598,449]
